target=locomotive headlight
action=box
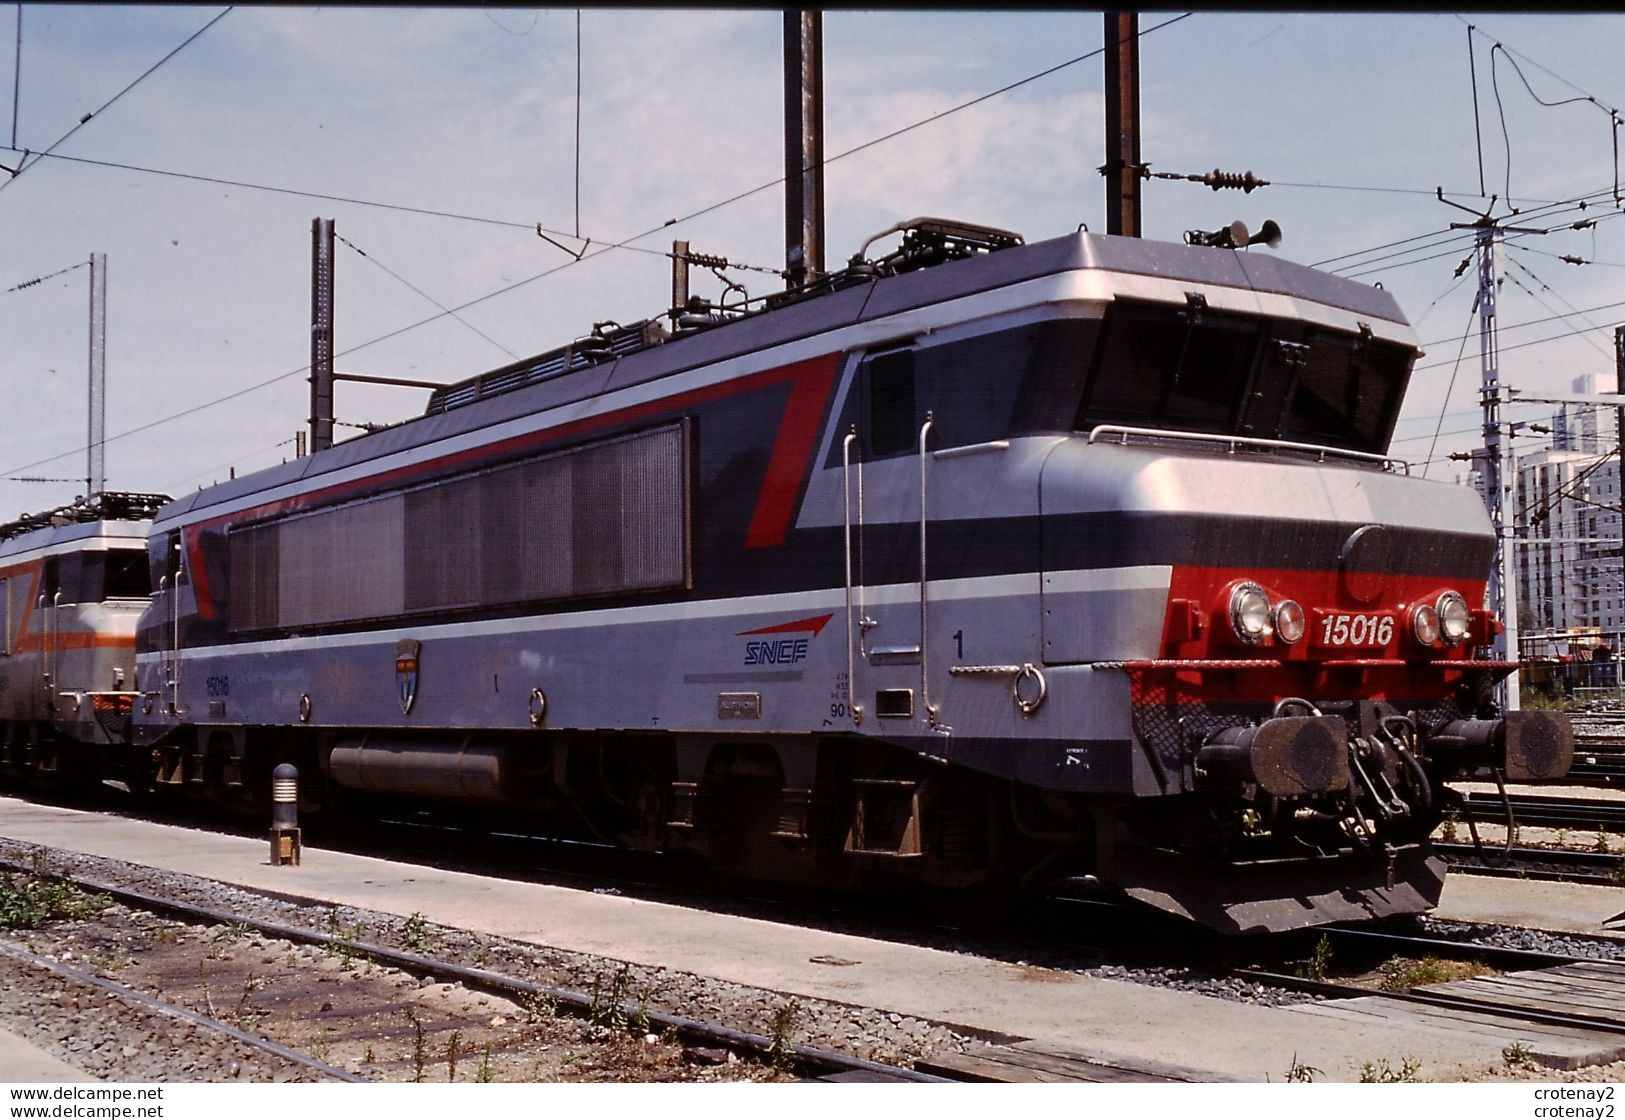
[1274,599,1306,644]
[1437,590,1471,646]
[1229,582,1273,644]
[1411,603,1441,646]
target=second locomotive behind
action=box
[0,492,168,782]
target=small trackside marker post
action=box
[270,763,301,867]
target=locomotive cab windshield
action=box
[41,547,152,604]
[1080,299,1411,455]
[836,299,1414,465]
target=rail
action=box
[0,856,947,1084]
[0,939,365,1082]
[1458,789,1625,832]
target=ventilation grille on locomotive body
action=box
[227,423,689,633]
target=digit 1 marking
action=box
[952,629,964,658]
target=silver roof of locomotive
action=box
[157,230,1411,524]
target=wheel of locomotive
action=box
[910,769,1008,891]
[688,742,787,879]
[622,768,671,852]
[838,756,1007,893]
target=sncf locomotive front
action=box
[124,224,1570,933]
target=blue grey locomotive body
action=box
[126,224,1572,933]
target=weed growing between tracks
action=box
[1295,935,1334,981]
[767,999,801,1071]
[1439,812,1461,844]
[401,912,434,954]
[588,963,652,1035]
[407,1010,428,1082]
[1282,1054,1322,1083]
[323,906,370,970]
[0,871,107,930]
[1379,955,1491,992]
[1360,1056,1425,1082]
[1503,1041,1540,1072]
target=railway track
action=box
[914,925,1625,1080]
[0,850,951,1083]
[1314,923,1604,972]
[8,799,1625,1082]
[1458,790,1625,833]
[1232,927,1625,1072]
[12,783,1622,979]
[0,939,365,1082]
[1570,733,1625,784]
[12,781,1625,1081]
[1436,841,1625,885]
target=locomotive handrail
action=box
[172,564,186,716]
[37,593,53,709]
[50,591,62,709]
[157,575,169,708]
[919,414,942,731]
[1085,425,1409,474]
[841,430,864,727]
[931,439,1009,460]
[1092,659,1283,671]
[159,569,186,717]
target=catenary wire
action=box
[333,232,518,360]
[1468,24,1486,197]
[1414,315,1625,372]
[3,257,87,294]
[1460,15,1623,208]
[9,4,19,153]
[1504,254,1614,358]
[1422,300,1480,478]
[1,12,1198,274]
[0,7,231,195]
[1459,16,1620,114]
[0,12,1199,479]
[0,150,758,272]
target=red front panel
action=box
[1142,563,1501,707]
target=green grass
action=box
[1360,1056,1424,1083]
[0,873,107,930]
[1379,955,1489,992]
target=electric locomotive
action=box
[0,492,168,782]
[125,220,1572,933]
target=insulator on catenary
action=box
[1151,169,1269,193]
[1198,169,1268,192]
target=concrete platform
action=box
[0,794,1594,1083]
[0,1028,96,1082]
[1437,874,1625,937]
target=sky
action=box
[4,8,1625,522]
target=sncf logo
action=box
[737,613,833,666]
[745,638,809,665]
